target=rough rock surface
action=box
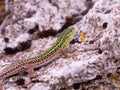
[0,0,96,53]
[0,0,120,90]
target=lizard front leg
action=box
[66,44,77,53]
[60,45,76,58]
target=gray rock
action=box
[0,0,120,90]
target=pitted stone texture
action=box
[0,0,97,54]
[1,0,120,90]
[29,0,120,89]
[2,0,91,33]
[77,0,120,59]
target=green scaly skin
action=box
[0,27,76,81]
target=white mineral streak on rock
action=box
[7,33,30,48]
[30,83,50,90]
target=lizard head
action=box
[61,27,76,47]
[65,27,76,40]
[55,27,76,48]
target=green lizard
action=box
[0,27,76,82]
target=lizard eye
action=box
[69,30,72,32]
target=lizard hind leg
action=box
[26,64,37,79]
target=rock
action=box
[0,0,120,90]
[0,0,96,54]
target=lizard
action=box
[0,27,76,82]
